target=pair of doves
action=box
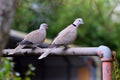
[9,18,84,59]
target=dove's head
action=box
[73,18,84,27]
[40,23,48,30]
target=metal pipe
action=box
[97,46,113,80]
[2,47,98,56]
[49,47,98,56]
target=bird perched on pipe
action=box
[38,18,84,59]
[9,23,48,55]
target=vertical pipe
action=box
[97,46,113,80]
[101,58,113,80]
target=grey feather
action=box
[9,45,25,54]
[38,44,56,59]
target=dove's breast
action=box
[53,25,77,45]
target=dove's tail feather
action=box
[38,48,53,59]
[38,44,56,59]
[15,45,25,51]
[9,45,25,55]
[48,43,56,48]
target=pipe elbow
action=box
[97,45,112,58]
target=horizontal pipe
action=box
[2,45,112,58]
[2,47,98,57]
[48,47,98,56]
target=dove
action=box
[38,18,84,59]
[9,23,48,55]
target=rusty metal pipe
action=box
[97,46,112,80]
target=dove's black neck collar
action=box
[72,24,77,27]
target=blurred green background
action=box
[1,0,120,80]
[13,0,120,57]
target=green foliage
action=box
[0,58,15,80]
[12,0,36,33]
[12,0,120,57]
[0,58,36,80]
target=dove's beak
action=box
[81,21,84,24]
[46,26,48,29]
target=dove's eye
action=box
[78,20,81,22]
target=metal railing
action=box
[2,45,114,80]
